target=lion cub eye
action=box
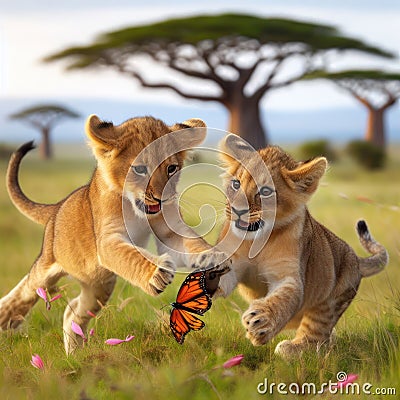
[231,180,241,190]
[260,186,274,197]
[132,165,148,176]
[167,164,179,177]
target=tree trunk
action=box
[227,96,268,150]
[40,127,52,159]
[365,107,385,148]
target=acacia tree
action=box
[9,104,80,159]
[45,14,392,148]
[305,70,400,148]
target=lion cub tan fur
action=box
[216,134,388,357]
[0,115,219,353]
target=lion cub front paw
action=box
[242,300,281,346]
[147,254,176,296]
[193,251,231,272]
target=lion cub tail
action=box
[356,220,388,277]
[7,141,58,225]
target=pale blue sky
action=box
[2,0,400,12]
[1,0,399,111]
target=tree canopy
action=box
[45,13,395,148]
[46,14,393,69]
[10,104,80,159]
[10,104,80,129]
[304,69,400,148]
[303,69,400,109]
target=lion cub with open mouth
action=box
[216,134,388,357]
[0,115,222,353]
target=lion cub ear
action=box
[85,115,119,152]
[180,118,206,129]
[282,157,327,194]
[170,118,207,148]
[219,134,255,165]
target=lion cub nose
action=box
[231,207,249,217]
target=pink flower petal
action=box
[223,354,244,368]
[49,294,62,303]
[71,321,86,340]
[337,374,359,388]
[87,310,96,318]
[36,287,47,302]
[36,288,51,310]
[105,338,125,345]
[105,335,135,345]
[30,354,44,370]
[89,328,95,337]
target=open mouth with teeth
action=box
[135,199,161,214]
[235,219,264,232]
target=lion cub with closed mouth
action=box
[0,115,224,353]
[216,134,388,357]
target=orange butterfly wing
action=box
[170,308,205,344]
[175,271,211,315]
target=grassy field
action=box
[0,144,399,399]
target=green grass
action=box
[0,146,399,399]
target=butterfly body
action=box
[170,302,210,315]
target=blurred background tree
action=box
[44,13,393,149]
[9,104,80,160]
[298,139,337,162]
[305,70,400,148]
[346,139,386,170]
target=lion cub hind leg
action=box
[275,299,347,358]
[0,265,64,330]
[0,223,65,330]
[63,273,116,354]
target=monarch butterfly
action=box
[170,265,230,344]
